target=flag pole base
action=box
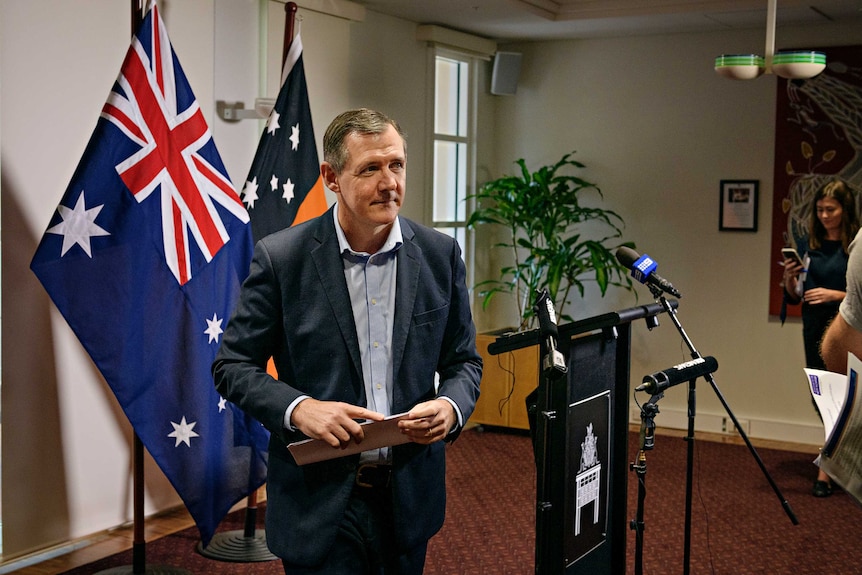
[196,529,278,563]
[95,566,192,575]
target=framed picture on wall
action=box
[719,180,759,231]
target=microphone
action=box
[636,356,718,394]
[533,290,567,377]
[615,247,682,298]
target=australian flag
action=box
[29,4,268,546]
[240,33,327,243]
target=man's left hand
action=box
[398,399,456,444]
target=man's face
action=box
[324,124,406,236]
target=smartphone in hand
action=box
[782,247,804,267]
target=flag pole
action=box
[196,3,300,565]
[283,2,298,67]
[132,434,146,573]
[94,3,194,573]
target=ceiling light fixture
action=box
[714,0,825,81]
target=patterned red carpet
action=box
[61,427,862,574]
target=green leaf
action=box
[466,151,638,327]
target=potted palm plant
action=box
[467,151,636,331]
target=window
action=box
[430,49,476,279]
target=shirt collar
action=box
[333,202,403,257]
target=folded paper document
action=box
[287,413,411,466]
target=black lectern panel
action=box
[528,328,630,575]
[562,330,630,574]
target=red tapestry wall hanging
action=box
[768,45,862,318]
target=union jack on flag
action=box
[30,3,268,546]
[103,4,249,285]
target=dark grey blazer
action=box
[212,206,482,566]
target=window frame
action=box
[425,46,479,293]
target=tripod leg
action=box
[631,452,647,575]
[705,374,799,525]
[683,381,695,575]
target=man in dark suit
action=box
[213,108,482,574]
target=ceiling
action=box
[350,0,862,42]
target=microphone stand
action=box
[648,287,798,575]
[630,391,662,575]
[532,289,568,575]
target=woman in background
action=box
[783,178,859,498]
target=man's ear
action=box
[321,162,339,193]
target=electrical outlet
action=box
[722,416,750,435]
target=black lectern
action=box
[489,301,675,575]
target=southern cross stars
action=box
[282,178,295,203]
[266,108,280,135]
[163,314,230,449]
[205,313,223,344]
[242,176,260,209]
[168,416,200,447]
[241,119,303,209]
[289,123,300,150]
[47,190,110,257]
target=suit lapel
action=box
[310,213,364,385]
[393,220,420,386]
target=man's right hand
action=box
[291,398,385,449]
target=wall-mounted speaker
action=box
[491,51,522,96]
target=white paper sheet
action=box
[810,353,862,504]
[805,367,848,442]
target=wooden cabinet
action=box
[469,333,539,430]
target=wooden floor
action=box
[0,428,818,575]
[1,505,197,575]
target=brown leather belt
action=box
[355,463,392,489]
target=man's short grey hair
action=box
[322,108,406,174]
